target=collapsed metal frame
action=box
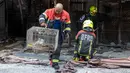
[95,0,130,49]
[96,0,124,44]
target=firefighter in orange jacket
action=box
[73,20,97,61]
[39,3,71,69]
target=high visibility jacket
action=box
[79,13,97,29]
[39,8,71,28]
[75,30,96,56]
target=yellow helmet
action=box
[89,6,97,16]
[83,20,93,29]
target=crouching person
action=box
[73,20,97,61]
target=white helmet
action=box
[83,20,93,29]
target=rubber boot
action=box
[52,62,60,70]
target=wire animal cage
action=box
[26,26,59,51]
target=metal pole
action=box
[18,0,24,25]
[101,21,104,42]
[48,0,50,8]
[118,0,122,44]
[68,0,70,12]
[5,0,8,38]
[118,23,121,44]
[96,0,99,44]
[54,0,57,6]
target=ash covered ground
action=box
[0,41,130,73]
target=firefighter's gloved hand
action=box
[64,27,71,33]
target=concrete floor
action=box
[0,49,129,73]
[0,63,130,73]
[0,43,130,73]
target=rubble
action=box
[56,61,77,73]
[5,41,24,49]
[110,42,116,46]
[1,39,130,73]
[126,43,130,49]
[0,50,48,66]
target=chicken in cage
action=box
[26,26,59,52]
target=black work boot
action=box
[52,62,60,70]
